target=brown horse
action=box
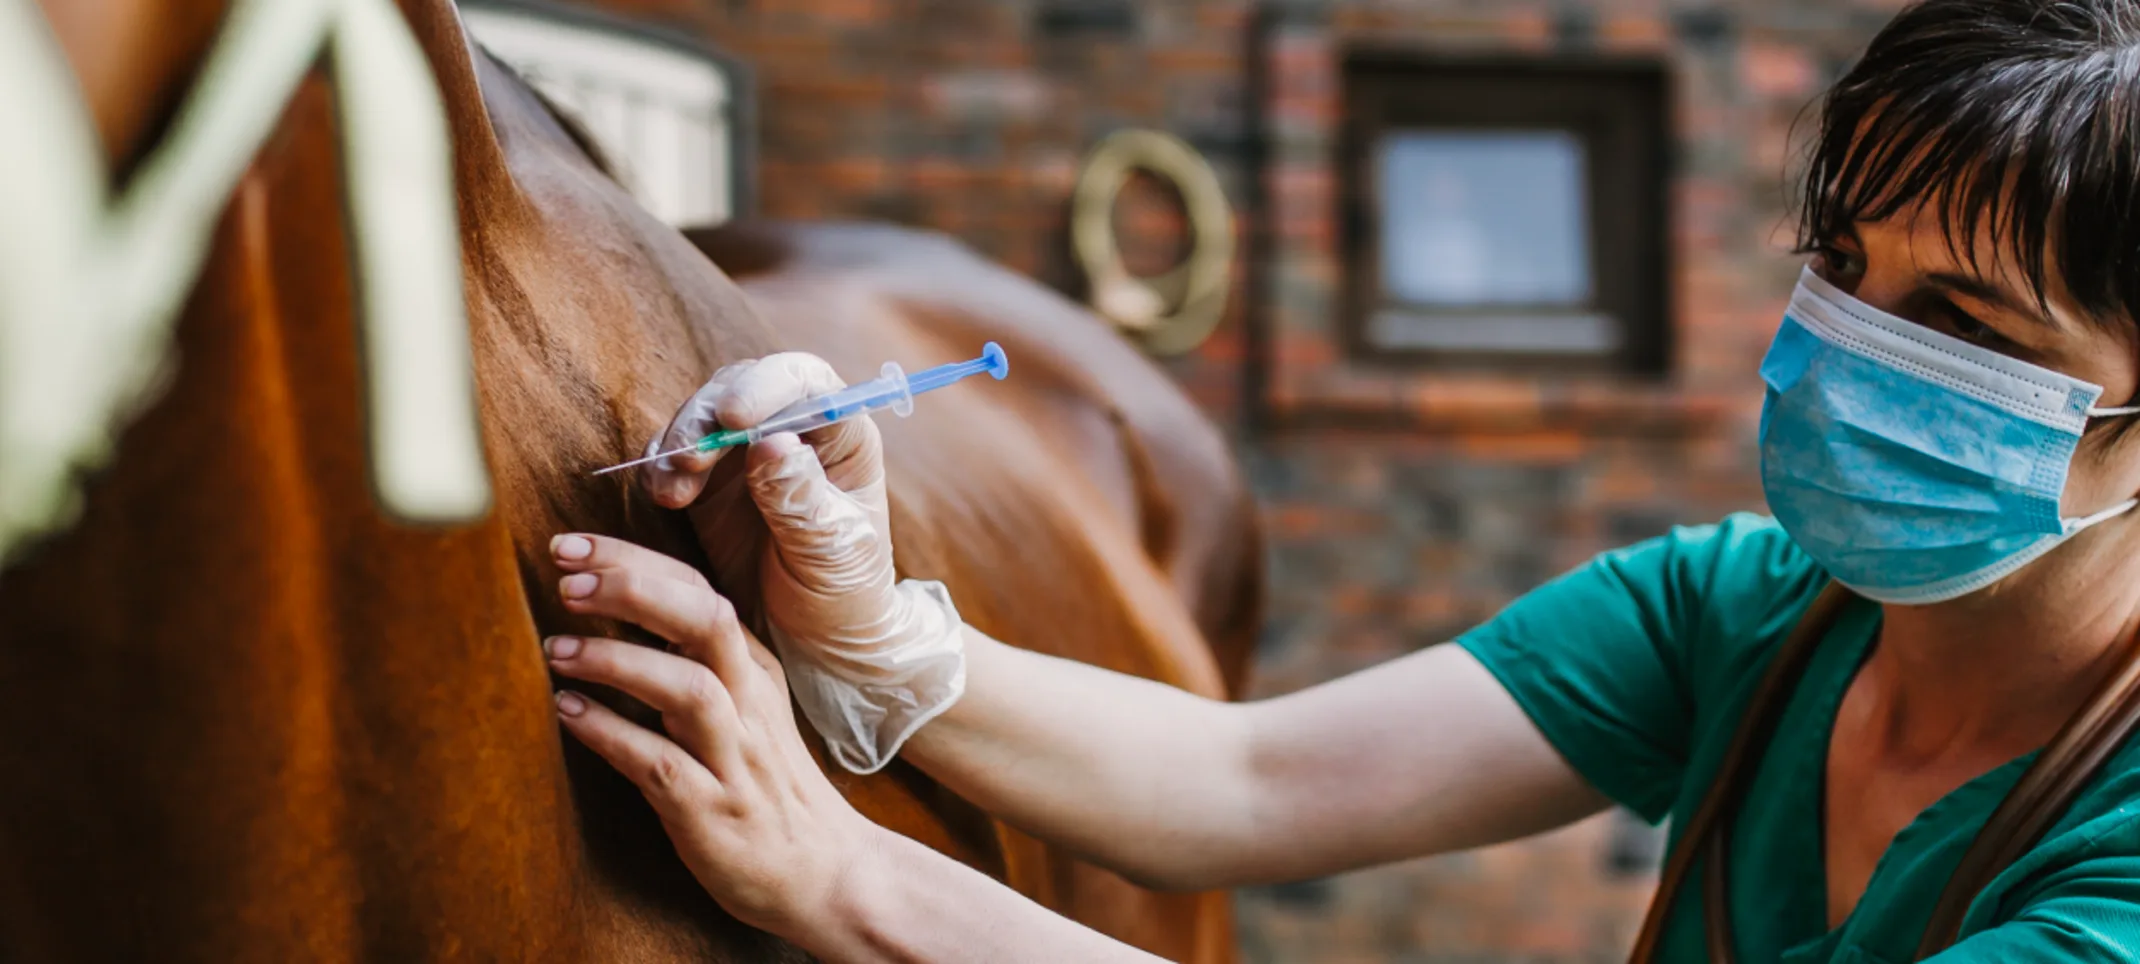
[0,1,1259,961]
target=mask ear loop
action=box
[2068,497,2140,532]
[2077,401,2140,530]
[2089,381,2140,418]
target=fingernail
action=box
[552,534,593,561]
[544,636,582,659]
[556,691,587,717]
[560,573,597,599]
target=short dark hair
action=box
[1798,0,2140,333]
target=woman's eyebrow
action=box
[1925,271,2063,330]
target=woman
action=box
[544,1,2140,959]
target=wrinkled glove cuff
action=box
[771,579,966,774]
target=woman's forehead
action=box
[1802,22,2140,339]
[1854,195,2088,326]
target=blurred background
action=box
[456,0,1903,959]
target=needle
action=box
[590,443,702,477]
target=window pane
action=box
[1377,130,1592,307]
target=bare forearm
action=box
[807,830,1166,964]
[899,626,1255,889]
[1229,644,1610,883]
[907,636,1607,892]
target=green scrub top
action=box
[1456,513,2140,963]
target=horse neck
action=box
[395,0,521,219]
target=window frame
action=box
[1338,50,1672,376]
[459,0,756,227]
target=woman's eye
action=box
[1935,300,2007,347]
[1817,244,1866,279]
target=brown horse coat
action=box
[0,1,1259,961]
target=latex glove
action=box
[643,353,964,774]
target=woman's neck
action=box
[1868,515,2140,758]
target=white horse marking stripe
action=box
[0,0,491,567]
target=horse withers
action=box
[0,1,1259,961]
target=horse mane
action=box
[473,46,622,182]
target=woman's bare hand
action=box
[544,532,882,937]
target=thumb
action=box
[746,433,891,594]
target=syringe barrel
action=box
[742,363,913,442]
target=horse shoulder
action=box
[688,221,1260,696]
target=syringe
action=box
[593,342,1010,476]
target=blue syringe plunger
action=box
[592,342,1010,476]
[908,341,1009,395]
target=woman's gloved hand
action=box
[642,353,965,774]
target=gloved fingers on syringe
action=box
[709,353,851,428]
[641,362,746,507]
[643,353,863,508]
[710,353,885,495]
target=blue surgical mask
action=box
[1759,266,2139,604]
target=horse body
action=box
[0,2,1257,961]
[688,221,1262,960]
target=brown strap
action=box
[1626,581,1856,964]
[1628,580,2140,963]
[1701,826,1733,961]
[1914,626,2140,956]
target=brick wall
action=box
[566,0,1902,959]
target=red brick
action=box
[1195,4,1248,31]
[1742,40,1820,99]
[1272,332,1337,370]
[782,0,887,26]
[1149,47,1238,75]
[1586,456,1666,503]
[1399,590,1459,624]
[1271,166,1331,207]
[922,69,1051,122]
[741,30,843,65]
[1501,9,1556,49]
[1404,377,1544,428]
[818,156,889,193]
[1456,431,1587,465]
[1271,32,1334,74]
[1601,13,1673,51]
[905,158,974,192]
[1267,504,1320,538]
[1303,370,1403,418]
